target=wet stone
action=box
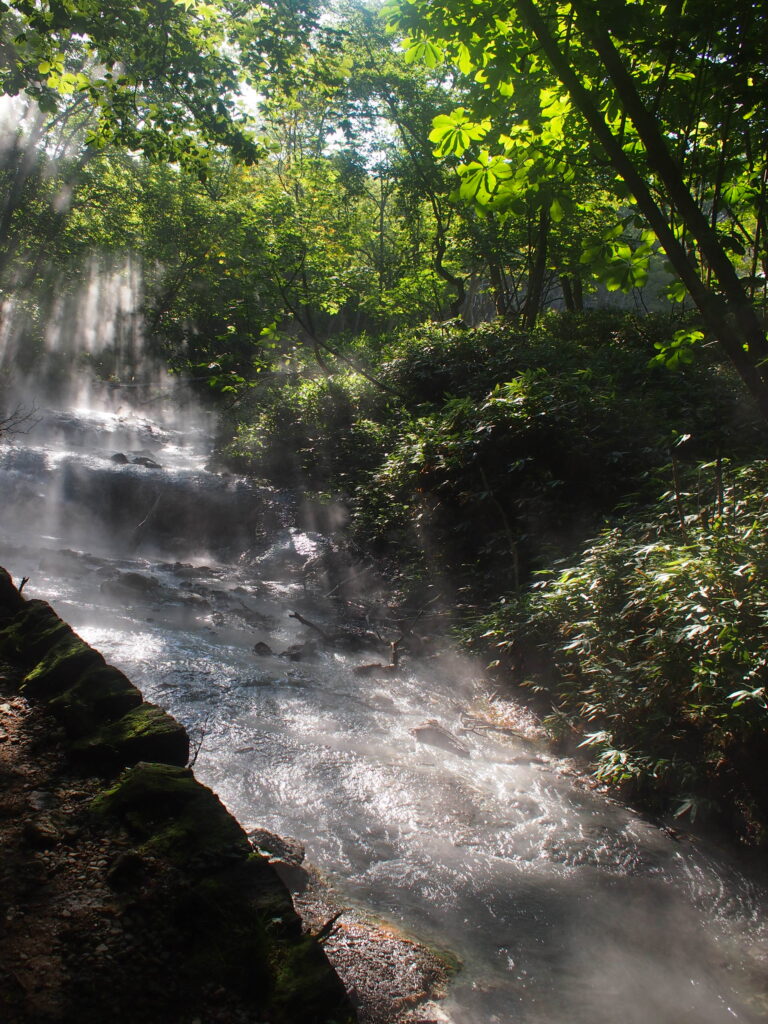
[247,829,306,865]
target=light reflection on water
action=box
[1,386,767,1024]
[30,579,768,1024]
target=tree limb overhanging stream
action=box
[1,370,768,1024]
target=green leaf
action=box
[404,38,443,68]
[665,280,687,303]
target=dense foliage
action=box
[391,0,768,417]
[1,0,768,842]
[226,313,758,579]
[465,460,768,841]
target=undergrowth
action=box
[463,460,768,842]
[226,312,757,578]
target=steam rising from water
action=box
[1,255,207,435]
[1,270,768,1023]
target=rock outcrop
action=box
[0,566,355,1024]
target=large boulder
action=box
[21,634,105,699]
[0,568,23,620]
[71,703,190,773]
[47,664,144,737]
[0,600,75,663]
[93,763,355,1022]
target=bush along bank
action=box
[222,312,766,842]
[225,313,761,593]
[0,567,355,1024]
[462,461,768,845]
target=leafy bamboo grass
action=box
[466,461,768,840]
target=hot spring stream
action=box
[2,374,768,1023]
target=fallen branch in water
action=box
[132,494,161,535]
[288,610,331,642]
[353,634,403,676]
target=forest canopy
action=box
[1,0,766,397]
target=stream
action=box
[2,290,768,1023]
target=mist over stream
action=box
[2,266,768,1023]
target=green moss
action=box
[172,865,274,995]
[167,856,352,1022]
[47,664,143,737]
[1,578,355,1021]
[21,634,105,700]
[269,935,357,1024]
[71,704,189,772]
[0,600,74,663]
[92,762,250,867]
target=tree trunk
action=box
[560,275,575,312]
[524,207,549,329]
[514,0,768,423]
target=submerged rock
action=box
[100,572,162,599]
[411,720,471,759]
[248,828,306,865]
[280,641,320,662]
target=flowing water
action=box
[2,274,768,1023]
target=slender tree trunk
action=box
[524,207,549,329]
[574,5,768,367]
[560,275,575,312]
[489,261,511,316]
[573,275,583,310]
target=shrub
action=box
[465,459,768,841]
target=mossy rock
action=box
[269,933,358,1024]
[47,664,143,737]
[170,860,284,991]
[94,764,354,1023]
[172,867,354,1022]
[22,634,105,700]
[72,704,189,773]
[92,762,250,868]
[0,600,74,663]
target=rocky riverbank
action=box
[0,566,354,1024]
[0,567,454,1024]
